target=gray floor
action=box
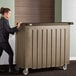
[0,61,76,76]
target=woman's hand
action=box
[16,21,22,28]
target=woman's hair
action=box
[0,7,11,15]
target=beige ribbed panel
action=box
[16,23,70,69]
[60,29,65,66]
[37,29,42,68]
[51,29,56,67]
[56,29,61,66]
[16,29,25,68]
[32,30,38,68]
[24,29,33,68]
[46,29,51,67]
[64,27,70,64]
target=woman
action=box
[0,7,21,72]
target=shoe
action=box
[9,67,11,73]
[8,67,15,73]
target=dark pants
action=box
[0,42,13,66]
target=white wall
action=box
[62,0,76,59]
[0,0,15,25]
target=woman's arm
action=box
[3,20,18,34]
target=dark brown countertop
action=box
[21,22,73,26]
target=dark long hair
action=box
[0,7,11,15]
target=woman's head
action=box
[0,7,11,19]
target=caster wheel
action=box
[63,64,67,70]
[23,68,29,75]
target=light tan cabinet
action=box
[15,23,72,75]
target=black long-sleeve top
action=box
[0,17,18,43]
